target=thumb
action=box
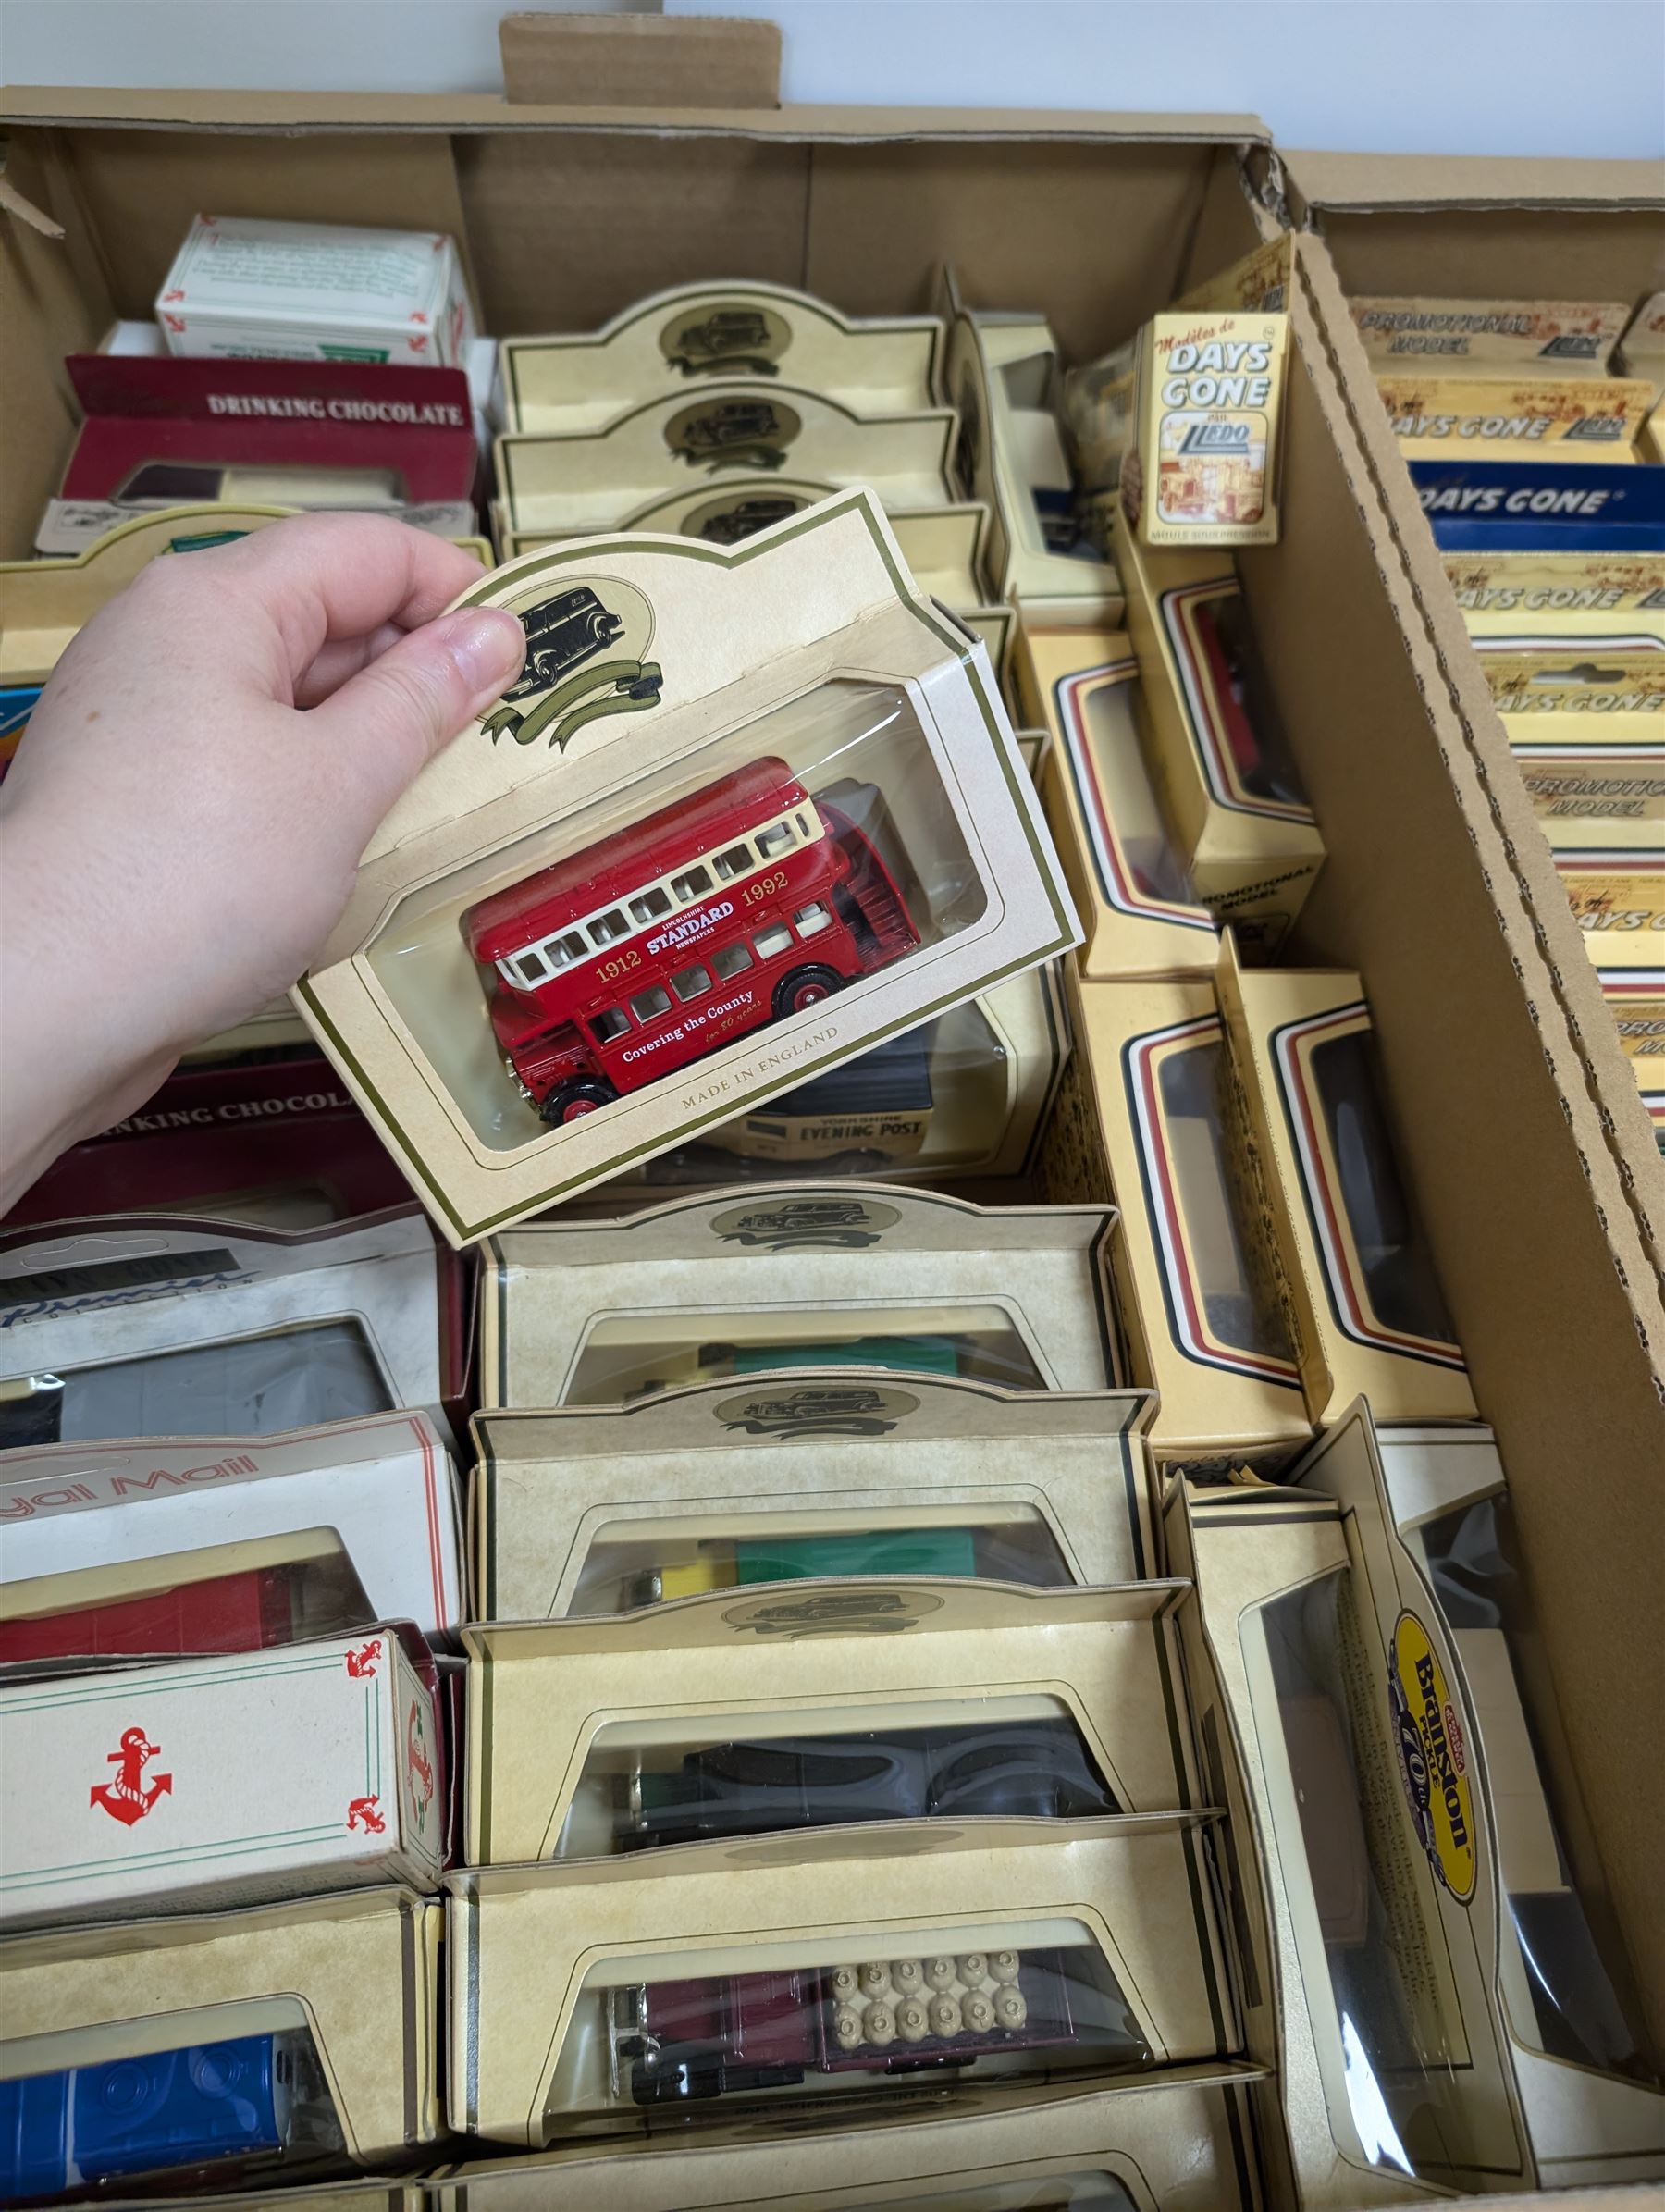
[310,605,524,823]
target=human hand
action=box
[0,513,525,1208]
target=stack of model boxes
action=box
[6,202,1664,2212]
[0,1211,468,2198]
[1346,290,1665,1150]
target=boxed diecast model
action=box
[1217,936,1476,1426]
[1351,294,1630,375]
[1042,967,1310,1472]
[495,389,956,536]
[944,310,1123,625]
[476,1183,1118,1408]
[0,1886,439,2191]
[1166,1402,1665,2202]
[155,214,473,365]
[0,1209,464,1453]
[0,1409,462,1659]
[1016,623,1220,977]
[500,281,943,432]
[608,964,1067,1191]
[0,1624,443,1926]
[469,1376,1158,1621]
[448,1817,1236,2144]
[294,494,1077,1244]
[1067,239,1290,550]
[1114,509,1323,952]
[463,1579,1195,1863]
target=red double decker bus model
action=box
[462,758,920,1125]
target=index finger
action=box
[192,513,491,680]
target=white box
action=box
[156,215,475,368]
[0,1624,444,1927]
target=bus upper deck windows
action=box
[462,756,921,1129]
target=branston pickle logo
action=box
[481,577,662,751]
[716,1384,919,1439]
[1388,1611,1477,1903]
[710,1197,902,1249]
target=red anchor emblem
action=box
[346,1796,387,1835]
[344,1638,383,1679]
[90,1727,173,1827]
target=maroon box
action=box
[53,353,479,518]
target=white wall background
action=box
[1,0,1662,160]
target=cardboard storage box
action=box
[463,1578,1195,1864]
[1113,509,1324,953]
[477,1183,1117,1407]
[0,1885,440,2177]
[1216,935,1477,1425]
[0,1208,465,1451]
[1016,622,1221,978]
[0,1623,443,1926]
[0,1409,463,1656]
[5,67,1664,2177]
[1041,965,1312,1470]
[602,961,1067,1193]
[1166,1400,1665,2202]
[448,1814,1236,2144]
[294,493,1077,1244]
[500,279,943,431]
[469,1375,1158,1621]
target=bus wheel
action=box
[540,1077,619,1126]
[773,965,844,1019]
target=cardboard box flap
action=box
[1287,148,1665,216]
[499,14,783,111]
[0,87,1270,145]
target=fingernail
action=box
[442,608,525,700]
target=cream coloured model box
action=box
[943,310,1123,627]
[1040,966,1311,1473]
[1217,935,1476,1427]
[463,1577,1197,1865]
[469,1375,1159,1623]
[1550,831,1665,937]
[476,1182,1117,1409]
[1166,1402,1665,2204]
[495,388,956,537]
[177,2067,1266,2209]
[1015,622,1220,978]
[0,1409,462,1657]
[1113,509,1323,954]
[1351,293,1630,375]
[500,281,944,433]
[0,1208,462,1454]
[1375,372,1652,458]
[599,963,1067,1193]
[292,492,1078,1245]
[500,494,1015,680]
[447,1814,1238,2146]
[1443,545,1665,617]
[0,1885,441,2180]
[1067,238,1291,550]
[0,1624,443,1927]
[1512,744,1665,830]
[410,2068,1266,2208]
